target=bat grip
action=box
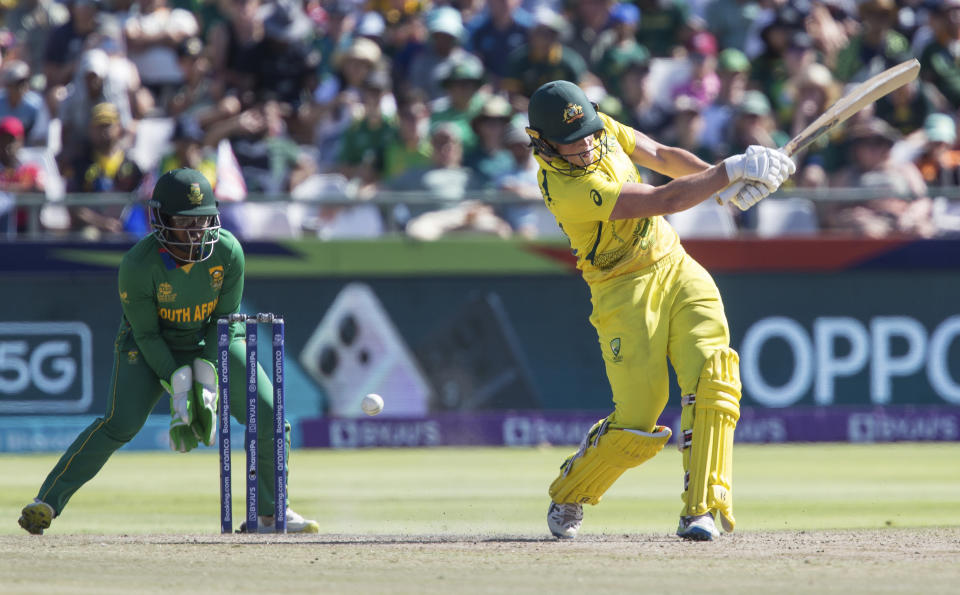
[715,183,740,204]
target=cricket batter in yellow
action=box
[527,81,794,540]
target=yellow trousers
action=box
[588,249,731,431]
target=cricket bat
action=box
[718,58,921,202]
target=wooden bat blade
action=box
[714,59,921,205]
[781,58,920,157]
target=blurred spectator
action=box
[383,90,432,181]
[429,55,488,155]
[44,0,101,88]
[826,118,932,238]
[94,17,155,121]
[0,61,46,145]
[634,0,695,57]
[0,116,45,233]
[566,0,614,65]
[336,68,397,193]
[206,99,316,194]
[705,0,763,53]
[207,0,265,101]
[387,121,484,203]
[671,31,720,111]
[468,0,530,84]
[750,7,805,118]
[875,78,943,138]
[356,10,386,41]
[308,36,390,169]
[64,102,144,237]
[247,0,318,107]
[919,0,960,110]
[591,3,648,97]
[502,6,587,108]
[915,113,960,187]
[613,51,671,137]
[159,115,216,181]
[6,0,70,76]
[832,0,910,83]
[805,0,854,70]
[495,124,539,201]
[700,48,750,151]
[662,95,712,162]
[310,0,356,84]
[58,49,133,168]
[123,0,200,108]
[168,36,221,121]
[784,62,838,172]
[727,90,788,153]
[464,94,515,187]
[391,118,511,238]
[407,6,475,101]
[59,49,135,168]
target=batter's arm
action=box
[629,129,712,178]
[609,163,732,220]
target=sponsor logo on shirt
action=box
[157,282,177,303]
[209,266,224,290]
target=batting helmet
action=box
[525,80,608,175]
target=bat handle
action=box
[715,183,740,205]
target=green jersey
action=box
[116,229,245,380]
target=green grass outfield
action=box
[2,442,958,535]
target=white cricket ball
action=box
[361,393,384,416]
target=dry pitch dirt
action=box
[2,528,959,594]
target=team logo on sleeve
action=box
[157,282,177,303]
[563,103,584,124]
[610,338,622,362]
[188,183,203,205]
[119,290,129,304]
[208,265,224,289]
[590,189,602,206]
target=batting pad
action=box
[682,348,741,532]
[549,419,672,505]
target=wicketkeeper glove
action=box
[161,364,194,425]
[169,418,201,453]
[162,364,198,452]
[723,145,796,191]
[191,358,219,447]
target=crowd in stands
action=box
[2,0,960,240]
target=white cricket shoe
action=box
[238,508,320,534]
[676,512,720,541]
[547,501,583,539]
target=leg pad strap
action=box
[549,418,672,505]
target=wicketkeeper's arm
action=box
[202,238,245,362]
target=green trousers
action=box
[36,338,290,517]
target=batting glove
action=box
[723,145,796,191]
[191,358,219,447]
[161,364,194,425]
[715,180,773,211]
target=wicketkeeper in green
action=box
[18,168,319,534]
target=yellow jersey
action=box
[535,113,681,285]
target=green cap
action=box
[738,90,772,116]
[149,168,218,216]
[527,80,603,144]
[718,48,749,73]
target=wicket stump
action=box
[217,313,286,534]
